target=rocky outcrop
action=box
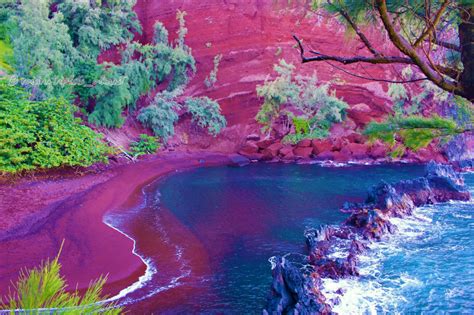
[264,256,331,315]
[264,162,471,314]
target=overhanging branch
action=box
[293,35,414,65]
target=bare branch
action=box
[293,35,414,65]
[322,61,429,83]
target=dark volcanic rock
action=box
[264,256,331,315]
[265,162,471,314]
[366,181,415,217]
[393,177,435,206]
[425,161,470,202]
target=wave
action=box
[320,192,474,314]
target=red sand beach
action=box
[0,152,231,298]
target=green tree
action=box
[10,0,76,99]
[0,80,111,174]
[293,0,473,150]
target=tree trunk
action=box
[459,4,474,102]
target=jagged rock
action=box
[265,161,471,314]
[315,150,335,161]
[393,177,435,206]
[238,141,259,155]
[262,142,284,159]
[345,208,394,239]
[282,151,296,161]
[425,161,471,202]
[279,145,293,157]
[346,133,365,144]
[369,141,388,159]
[257,139,274,150]
[264,256,332,315]
[340,143,368,160]
[426,161,464,185]
[366,181,415,217]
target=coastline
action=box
[1,153,472,311]
[0,152,232,298]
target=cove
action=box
[106,163,426,313]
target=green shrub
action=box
[364,115,461,153]
[138,90,226,141]
[256,59,347,138]
[0,81,110,173]
[137,91,181,141]
[1,243,121,314]
[185,96,227,136]
[204,54,222,88]
[130,134,160,157]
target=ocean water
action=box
[322,173,474,314]
[105,163,438,313]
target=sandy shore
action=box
[0,152,231,298]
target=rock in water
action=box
[264,161,471,314]
[264,256,331,315]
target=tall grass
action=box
[0,242,122,314]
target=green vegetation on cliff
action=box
[256,59,347,143]
[0,81,111,174]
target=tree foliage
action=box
[364,115,462,152]
[0,80,110,174]
[2,1,197,129]
[138,88,227,141]
[185,96,227,136]
[137,90,181,141]
[0,243,121,314]
[130,134,160,157]
[256,59,347,142]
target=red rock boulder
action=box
[312,139,332,155]
[238,141,259,155]
[262,142,283,160]
[297,139,312,147]
[340,143,369,160]
[293,146,313,158]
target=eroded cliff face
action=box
[126,0,455,162]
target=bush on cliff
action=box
[2,1,199,129]
[185,97,227,136]
[1,243,121,314]
[138,89,227,141]
[256,59,347,142]
[0,81,111,174]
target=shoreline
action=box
[0,152,232,299]
[1,154,472,309]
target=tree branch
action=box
[431,38,461,51]
[293,35,414,65]
[375,0,461,94]
[327,0,381,56]
[413,0,450,47]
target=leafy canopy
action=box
[0,80,111,174]
[256,59,347,143]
